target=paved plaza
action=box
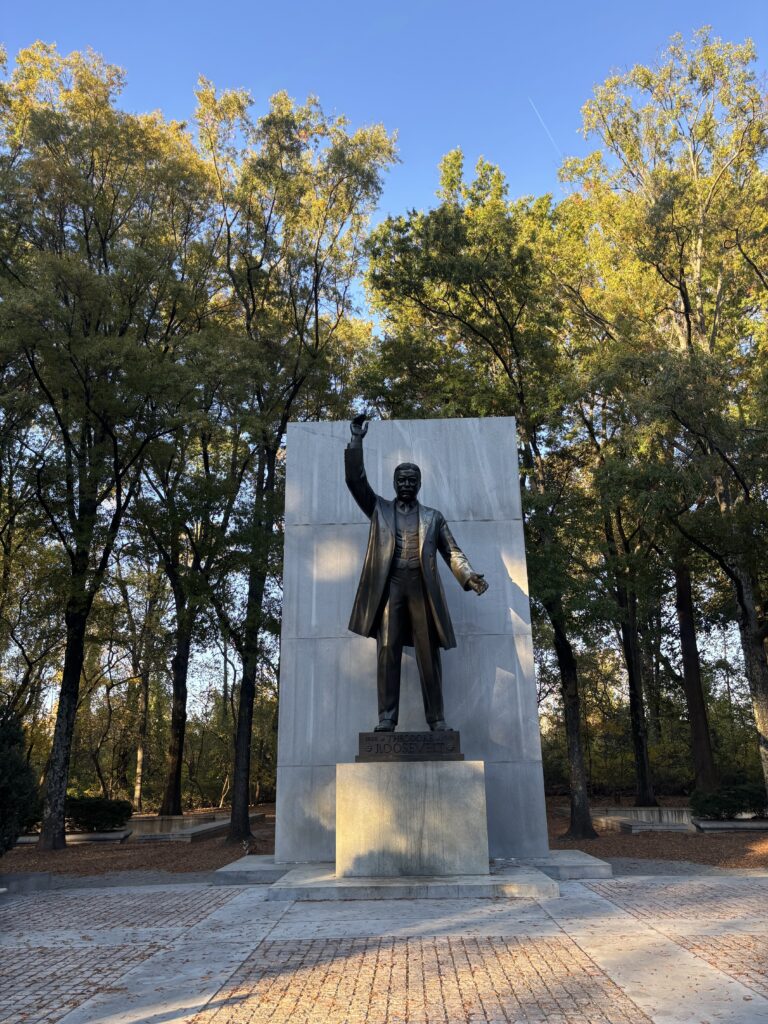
[3,873,768,1023]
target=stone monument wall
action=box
[275,417,549,862]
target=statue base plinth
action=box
[336,760,489,877]
[356,730,464,762]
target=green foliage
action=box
[64,796,133,832]
[0,714,39,854]
[690,784,767,820]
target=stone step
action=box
[693,818,768,832]
[131,811,265,843]
[514,850,613,879]
[264,863,559,901]
[592,815,694,834]
[17,830,132,845]
[213,854,290,885]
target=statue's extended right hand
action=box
[350,414,369,439]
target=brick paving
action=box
[674,935,768,1000]
[0,885,242,934]
[585,877,768,921]
[192,936,652,1024]
[3,876,768,1023]
[0,944,159,1024]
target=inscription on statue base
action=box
[356,731,464,762]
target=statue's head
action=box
[393,462,421,503]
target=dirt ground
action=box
[3,799,768,876]
[1,807,275,876]
[548,800,768,871]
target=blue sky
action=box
[4,1,765,218]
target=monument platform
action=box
[214,850,611,889]
[276,418,552,864]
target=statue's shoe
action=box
[430,720,450,731]
[374,721,395,732]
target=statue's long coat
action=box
[345,445,475,650]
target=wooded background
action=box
[0,29,766,848]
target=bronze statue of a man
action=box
[345,415,489,732]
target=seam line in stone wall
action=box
[276,758,545,768]
[280,631,534,640]
[283,517,524,526]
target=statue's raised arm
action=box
[345,415,376,518]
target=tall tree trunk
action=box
[729,560,768,797]
[159,611,194,816]
[91,750,109,799]
[38,590,89,850]
[517,439,595,839]
[674,562,718,792]
[603,513,657,806]
[133,668,150,811]
[640,608,662,745]
[229,637,261,841]
[544,596,597,839]
[228,447,277,843]
[618,590,658,806]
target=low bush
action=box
[0,714,40,855]
[690,783,767,820]
[64,796,133,832]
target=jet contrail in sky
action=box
[528,97,563,159]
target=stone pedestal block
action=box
[336,761,490,877]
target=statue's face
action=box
[394,466,421,504]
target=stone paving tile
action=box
[191,935,652,1024]
[673,934,768,1000]
[585,877,768,921]
[0,943,159,1024]
[0,885,244,936]
[267,897,560,940]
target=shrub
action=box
[64,796,133,832]
[0,714,40,856]
[690,783,767,821]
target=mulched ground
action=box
[548,800,768,871]
[1,807,275,876]
[3,799,768,876]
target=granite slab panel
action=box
[274,764,336,863]
[284,417,523,526]
[281,519,531,640]
[277,634,542,767]
[484,760,550,859]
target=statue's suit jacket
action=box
[345,444,475,650]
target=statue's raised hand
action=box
[468,573,489,596]
[350,414,369,441]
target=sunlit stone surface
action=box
[275,417,549,862]
[336,760,490,877]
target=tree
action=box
[560,28,768,796]
[0,45,214,847]
[110,548,172,810]
[0,712,38,855]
